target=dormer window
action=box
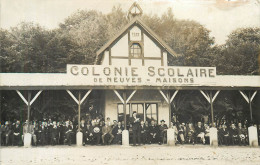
[130,43,142,58]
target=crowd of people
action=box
[170,121,256,146]
[1,111,260,147]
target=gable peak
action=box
[128,2,143,20]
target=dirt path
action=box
[1,145,260,165]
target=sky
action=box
[0,0,260,44]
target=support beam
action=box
[170,90,179,103]
[251,91,257,102]
[200,90,210,103]
[80,89,92,105]
[159,90,179,146]
[239,90,258,122]
[113,90,124,104]
[126,90,136,104]
[66,90,79,104]
[159,90,179,128]
[30,90,42,105]
[66,90,92,124]
[123,91,127,130]
[167,91,172,128]
[200,90,220,127]
[209,91,214,127]
[16,90,43,121]
[27,91,31,131]
[15,90,43,147]
[78,92,81,132]
[239,90,249,103]
[122,90,129,146]
[113,90,137,130]
[212,90,220,102]
[200,90,220,104]
[67,89,92,105]
[16,90,28,105]
[159,90,169,104]
[66,90,92,146]
[114,90,137,105]
[249,92,252,122]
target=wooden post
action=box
[0,91,1,122]
[209,91,214,127]
[123,91,127,130]
[249,92,253,123]
[239,90,257,123]
[27,91,31,131]
[167,90,172,128]
[78,91,81,132]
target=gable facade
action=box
[97,18,177,67]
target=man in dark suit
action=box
[4,121,12,146]
[237,123,247,146]
[158,120,168,145]
[195,122,205,144]
[219,124,230,145]
[12,120,22,146]
[51,121,58,145]
[112,121,124,144]
[140,120,148,144]
[130,111,141,146]
[149,120,159,144]
[64,120,73,146]
[229,123,238,145]
[85,120,93,145]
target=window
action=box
[117,103,130,123]
[117,103,158,124]
[131,103,144,121]
[145,103,158,122]
[130,43,142,58]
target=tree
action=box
[105,6,128,39]
[142,8,215,66]
[215,28,260,75]
[0,29,18,72]
[3,22,58,73]
[58,10,109,65]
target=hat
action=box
[160,120,165,123]
[133,111,137,114]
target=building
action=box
[0,2,259,146]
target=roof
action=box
[95,17,179,64]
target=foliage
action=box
[214,28,260,75]
[142,9,215,66]
[1,6,259,123]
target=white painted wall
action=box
[111,59,128,66]
[131,59,142,66]
[104,90,120,122]
[130,26,142,41]
[144,59,161,66]
[111,34,128,57]
[143,34,161,58]
[163,51,168,66]
[101,51,109,65]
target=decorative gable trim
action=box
[95,17,179,64]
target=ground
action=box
[1,145,260,165]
